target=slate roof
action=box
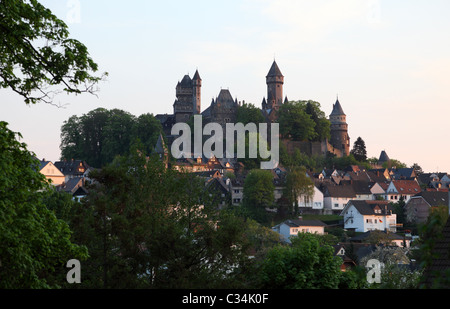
[378,150,390,163]
[39,160,51,171]
[214,89,237,108]
[412,191,449,207]
[58,177,86,195]
[192,69,201,81]
[391,168,416,180]
[330,99,345,116]
[283,219,327,227]
[349,230,411,242]
[346,200,392,216]
[324,184,356,198]
[266,60,283,77]
[349,180,373,195]
[179,74,192,87]
[54,160,89,176]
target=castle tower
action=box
[173,70,201,123]
[266,60,284,110]
[329,97,350,156]
[192,69,202,114]
[262,60,285,122]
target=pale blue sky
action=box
[2,0,450,172]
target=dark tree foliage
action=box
[277,100,330,142]
[68,150,254,288]
[60,108,163,167]
[350,137,367,162]
[258,233,344,289]
[0,121,87,288]
[0,0,106,105]
[236,102,265,125]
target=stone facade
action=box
[201,89,239,128]
[173,70,201,123]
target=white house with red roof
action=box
[340,200,397,233]
[384,180,421,202]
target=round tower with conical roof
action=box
[266,60,284,110]
[329,97,350,156]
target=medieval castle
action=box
[156,61,350,159]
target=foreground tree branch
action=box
[0,0,107,105]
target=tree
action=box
[411,163,424,175]
[258,233,343,289]
[0,121,87,288]
[350,137,367,162]
[101,109,136,164]
[277,101,317,141]
[236,102,265,125]
[0,0,106,105]
[60,108,163,167]
[382,158,407,169]
[283,166,314,215]
[68,150,253,288]
[242,169,275,222]
[304,100,331,141]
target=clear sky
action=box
[2,0,450,173]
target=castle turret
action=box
[173,70,201,122]
[192,69,202,114]
[262,60,285,122]
[329,97,350,156]
[266,60,284,110]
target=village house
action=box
[272,218,327,243]
[348,180,374,200]
[370,181,389,200]
[340,200,397,233]
[323,184,356,214]
[297,184,324,212]
[417,172,450,190]
[405,191,449,224]
[332,244,357,271]
[384,179,421,202]
[230,175,245,206]
[390,167,417,181]
[38,158,65,186]
[54,159,91,183]
[57,177,88,199]
[349,230,412,248]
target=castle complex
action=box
[156,61,350,159]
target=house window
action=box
[234,189,240,194]
[334,203,339,208]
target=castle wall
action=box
[282,139,328,157]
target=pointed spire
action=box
[193,69,201,81]
[330,97,345,116]
[154,133,168,154]
[266,60,283,77]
